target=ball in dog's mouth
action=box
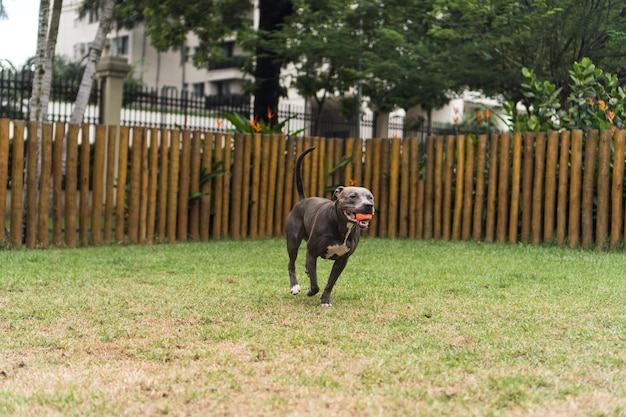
[344,211,372,228]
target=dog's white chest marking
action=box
[324,223,354,259]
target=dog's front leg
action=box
[305,251,320,296]
[320,258,349,306]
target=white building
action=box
[56,0,251,99]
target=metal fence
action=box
[0,69,101,124]
[1,69,491,140]
[120,84,440,140]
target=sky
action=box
[0,0,40,67]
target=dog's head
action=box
[333,186,375,228]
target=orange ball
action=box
[355,213,372,221]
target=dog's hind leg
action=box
[288,242,301,295]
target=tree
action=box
[30,0,51,123]
[249,0,292,124]
[427,0,626,108]
[70,0,115,123]
[264,0,364,135]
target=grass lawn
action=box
[1,238,625,416]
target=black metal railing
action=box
[0,69,101,124]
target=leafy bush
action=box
[506,58,626,133]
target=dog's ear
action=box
[332,186,344,201]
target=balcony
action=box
[208,56,246,71]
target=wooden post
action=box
[166,129,179,242]
[146,128,159,243]
[424,136,436,239]
[37,123,53,248]
[176,129,191,241]
[128,127,144,244]
[433,136,444,239]
[188,130,202,240]
[0,119,8,242]
[543,131,559,242]
[65,124,79,248]
[230,134,244,240]
[462,135,474,240]
[568,130,583,248]
[581,130,598,247]
[556,131,570,245]
[158,129,171,241]
[531,132,546,244]
[104,125,117,243]
[451,135,465,240]
[79,124,91,246]
[25,121,38,248]
[249,133,262,239]
[496,133,510,243]
[9,121,25,247]
[520,132,534,243]
[473,135,488,242]
[508,132,523,244]
[52,122,65,246]
[388,137,401,239]
[91,124,106,246]
[409,137,420,239]
[485,134,498,242]
[595,129,611,249]
[442,135,455,240]
[241,134,253,238]
[612,130,625,248]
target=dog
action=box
[285,146,375,306]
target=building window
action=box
[88,9,98,23]
[213,81,231,96]
[192,83,205,98]
[113,36,129,56]
[221,42,235,58]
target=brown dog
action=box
[285,147,375,306]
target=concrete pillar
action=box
[375,111,390,138]
[96,56,131,126]
[96,56,130,203]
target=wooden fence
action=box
[1,118,625,250]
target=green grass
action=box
[1,239,625,416]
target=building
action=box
[56,0,251,101]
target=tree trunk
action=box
[30,0,50,122]
[70,0,115,124]
[253,0,292,124]
[42,0,63,121]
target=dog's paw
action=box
[290,285,301,295]
[321,302,332,307]
[306,287,319,297]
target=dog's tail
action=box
[295,146,316,201]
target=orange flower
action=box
[485,108,491,120]
[216,118,223,128]
[588,97,595,106]
[611,125,616,135]
[349,179,356,186]
[250,117,261,132]
[607,111,615,123]
[267,107,274,120]
[598,99,606,111]
[475,112,483,122]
